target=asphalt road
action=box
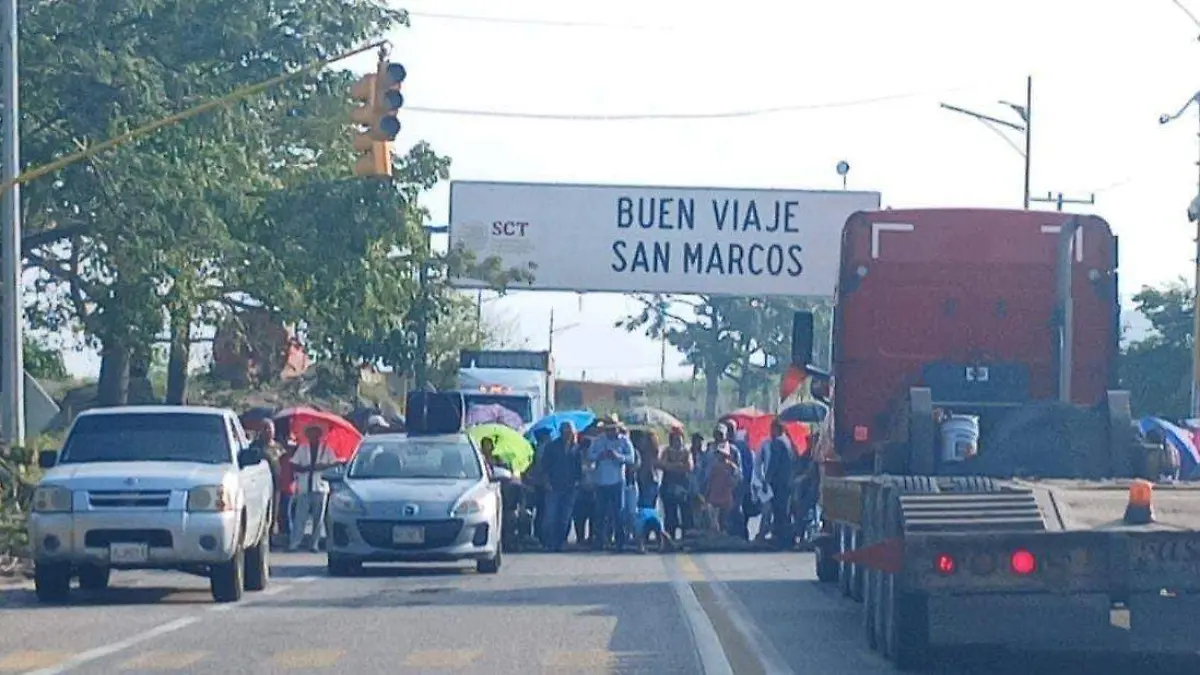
[0,551,1193,674]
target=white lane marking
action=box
[26,576,300,671]
[21,617,199,675]
[663,557,735,675]
[693,557,797,675]
[290,575,319,584]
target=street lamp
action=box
[836,161,850,190]
[940,76,1033,209]
[1159,91,1200,418]
[547,309,580,353]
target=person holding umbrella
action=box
[288,424,340,553]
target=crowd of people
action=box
[498,414,821,554]
[245,408,822,555]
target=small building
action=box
[555,379,645,411]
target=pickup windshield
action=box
[59,413,231,465]
[348,439,483,480]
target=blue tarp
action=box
[525,410,596,442]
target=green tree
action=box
[620,294,834,414]
[619,295,743,418]
[1121,279,1193,419]
[23,337,67,381]
[19,0,407,406]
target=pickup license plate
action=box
[392,526,424,545]
[109,543,149,564]
[1129,536,1200,576]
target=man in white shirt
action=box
[288,424,340,552]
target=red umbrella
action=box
[721,410,810,457]
[273,407,362,461]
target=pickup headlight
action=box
[187,485,235,512]
[32,485,73,513]
[329,490,365,514]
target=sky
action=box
[56,0,1200,384]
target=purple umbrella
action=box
[466,403,524,430]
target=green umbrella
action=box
[467,423,535,476]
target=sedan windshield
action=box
[348,439,483,480]
[60,413,231,465]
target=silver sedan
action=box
[322,433,504,575]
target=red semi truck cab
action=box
[831,208,1120,471]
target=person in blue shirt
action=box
[587,417,637,552]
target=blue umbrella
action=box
[1138,417,1200,475]
[525,410,597,442]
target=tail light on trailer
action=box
[934,553,957,576]
[1010,549,1037,576]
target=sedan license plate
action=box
[109,543,149,564]
[392,525,425,545]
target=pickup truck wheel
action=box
[34,562,71,603]
[244,534,270,592]
[476,548,502,574]
[327,555,361,577]
[210,549,245,603]
[78,565,111,591]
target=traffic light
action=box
[350,59,407,178]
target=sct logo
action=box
[492,220,530,236]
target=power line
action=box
[407,86,973,122]
[1169,0,1200,34]
[407,11,664,30]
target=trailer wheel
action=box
[882,490,930,670]
[849,527,864,602]
[896,475,936,494]
[837,525,853,597]
[943,476,999,493]
[862,489,880,650]
[815,534,839,583]
[883,579,931,671]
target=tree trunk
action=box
[97,342,131,407]
[704,370,720,419]
[165,316,190,405]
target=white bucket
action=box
[940,415,980,463]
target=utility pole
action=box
[940,75,1033,209]
[1159,91,1200,418]
[475,289,483,333]
[1,0,24,445]
[1029,191,1096,213]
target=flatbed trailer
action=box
[820,470,1200,668]
[797,208,1200,669]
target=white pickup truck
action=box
[27,405,274,603]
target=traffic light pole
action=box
[0,40,389,195]
[1,0,24,445]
